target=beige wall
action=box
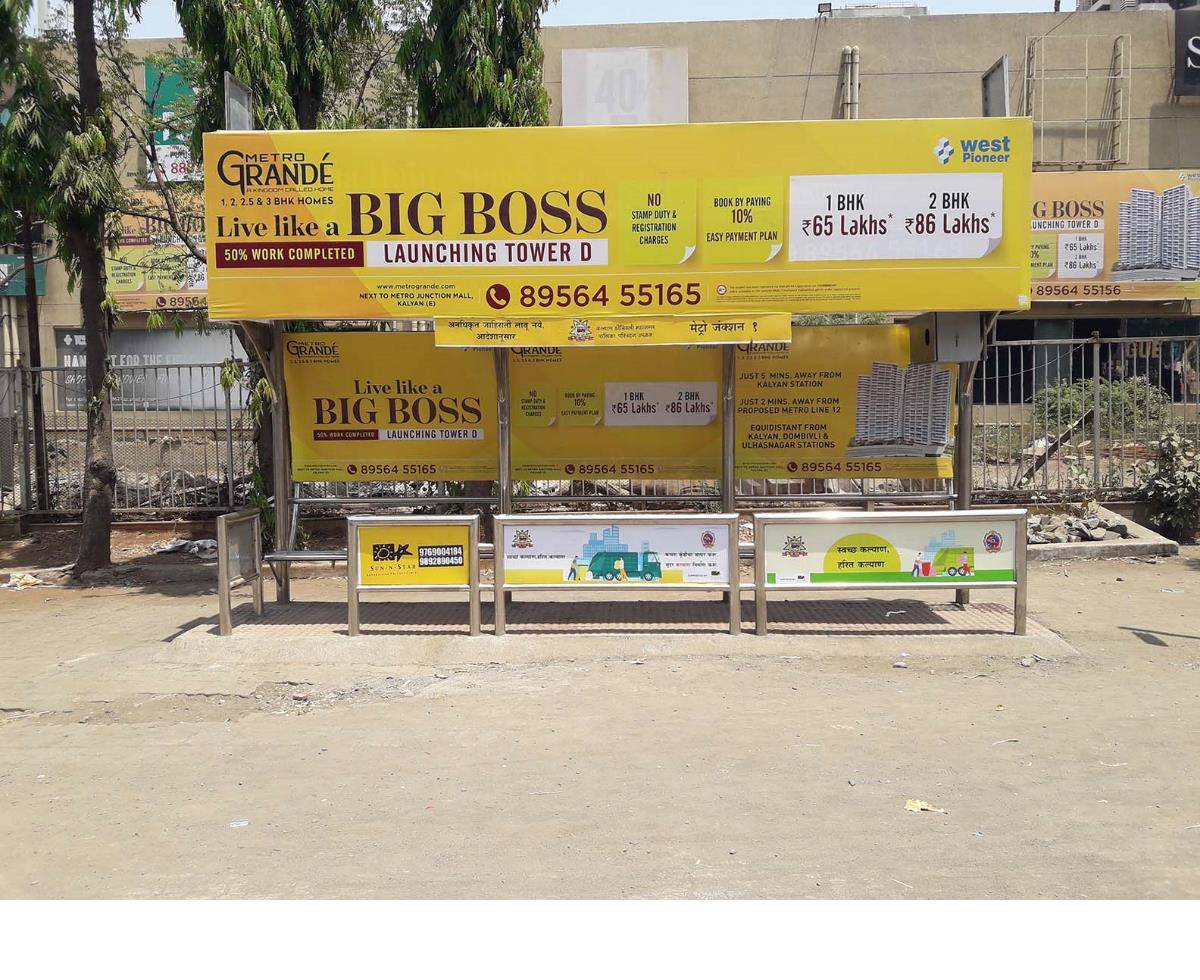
[10,8,1199,358]
[543,9,1198,169]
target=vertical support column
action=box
[18,364,32,512]
[1091,334,1102,490]
[270,322,292,603]
[217,516,232,637]
[493,518,507,636]
[494,349,512,616]
[495,348,512,515]
[721,346,736,513]
[468,516,481,637]
[347,521,360,637]
[754,516,768,636]
[954,356,975,607]
[252,512,264,617]
[727,514,741,635]
[1014,512,1028,636]
[224,383,237,509]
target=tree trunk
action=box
[71,0,115,575]
[21,211,50,511]
[71,227,115,573]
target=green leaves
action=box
[400,0,550,129]
[1139,430,1200,542]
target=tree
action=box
[399,0,550,515]
[0,37,72,512]
[399,0,551,129]
[0,0,27,78]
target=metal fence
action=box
[3,337,1195,517]
[972,335,1200,500]
[1,362,255,515]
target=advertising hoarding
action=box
[354,521,472,588]
[145,59,200,182]
[282,331,498,483]
[761,513,1019,587]
[202,118,1032,321]
[107,190,207,311]
[509,344,722,481]
[1031,170,1200,302]
[734,325,956,481]
[499,518,731,587]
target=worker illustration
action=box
[614,555,627,581]
[912,550,925,578]
[567,556,584,581]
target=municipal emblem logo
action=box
[934,137,955,165]
[781,535,808,558]
[983,530,1003,553]
[700,530,717,549]
[567,319,593,343]
[511,529,533,549]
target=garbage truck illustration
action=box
[587,550,662,582]
[912,546,973,578]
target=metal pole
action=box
[493,518,506,636]
[1091,333,1102,490]
[755,515,768,636]
[252,512,264,616]
[721,345,736,513]
[954,338,979,607]
[727,514,740,635]
[1014,511,1028,636]
[217,515,232,636]
[224,382,237,509]
[469,516,481,637]
[18,364,32,512]
[347,520,360,637]
[270,323,291,603]
[495,348,511,515]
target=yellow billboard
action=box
[203,118,1032,321]
[735,325,955,480]
[1031,170,1200,302]
[355,522,472,587]
[435,312,790,347]
[282,331,498,482]
[509,345,722,481]
[107,190,207,312]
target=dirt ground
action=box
[1,546,1198,898]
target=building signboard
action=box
[1176,7,1200,98]
[202,118,1032,321]
[0,255,46,297]
[145,59,201,182]
[1031,169,1200,302]
[734,325,956,480]
[282,331,499,483]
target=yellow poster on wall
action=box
[203,118,1031,321]
[435,312,790,347]
[735,325,955,480]
[283,331,498,482]
[355,522,472,587]
[509,345,722,480]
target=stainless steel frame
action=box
[753,508,1028,637]
[216,508,264,636]
[492,512,741,636]
[346,514,481,637]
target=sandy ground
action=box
[1,550,1198,898]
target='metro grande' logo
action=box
[285,338,340,364]
[216,149,334,195]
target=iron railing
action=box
[972,335,1199,500]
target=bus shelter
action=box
[203,117,1032,611]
